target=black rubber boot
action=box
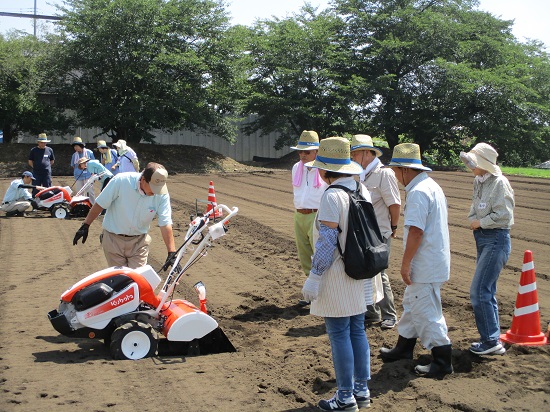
[415,344,453,379]
[380,335,417,362]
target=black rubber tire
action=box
[109,321,158,360]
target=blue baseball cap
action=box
[22,171,36,180]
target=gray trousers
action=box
[366,237,397,321]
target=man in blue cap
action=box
[1,171,45,216]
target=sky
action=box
[0,0,549,49]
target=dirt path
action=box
[1,170,549,412]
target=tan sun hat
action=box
[305,137,363,174]
[97,140,108,149]
[113,139,128,151]
[149,168,168,195]
[77,157,90,166]
[387,143,432,171]
[71,136,85,147]
[37,133,50,143]
[350,134,383,157]
[460,143,501,176]
[290,131,320,151]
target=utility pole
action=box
[34,0,37,37]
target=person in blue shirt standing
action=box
[73,162,177,270]
[77,158,114,192]
[28,133,55,196]
[1,171,45,216]
[70,137,96,202]
[380,143,453,379]
[96,140,119,175]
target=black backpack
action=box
[330,182,389,280]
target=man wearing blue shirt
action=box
[73,162,177,269]
[77,158,114,192]
[2,171,45,216]
[380,143,453,379]
[28,133,55,196]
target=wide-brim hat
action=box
[290,131,320,151]
[387,143,432,171]
[113,139,128,151]
[71,136,85,147]
[97,140,108,149]
[37,133,50,143]
[77,157,90,166]
[305,137,363,174]
[149,168,168,195]
[460,143,501,176]
[350,134,383,157]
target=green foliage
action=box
[54,0,243,143]
[0,33,71,142]
[501,167,550,178]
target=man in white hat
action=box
[1,171,45,216]
[70,136,96,204]
[28,133,55,196]
[112,139,139,173]
[290,130,328,306]
[380,143,453,379]
[73,162,177,270]
[350,134,401,329]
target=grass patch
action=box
[501,167,550,178]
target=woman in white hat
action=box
[301,137,374,411]
[112,139,139,173]
[96,140,120,175]
[290,130,328,306]
[460,143,515,356]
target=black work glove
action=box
[164,251,182,273]
[73,223,90,245]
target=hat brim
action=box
[350,145,383,157]
[290,144,320,151]
[387,160,432,172]
[37,139,51,143]
[150,184,168,195]
[305,159,363,175]
[467,152,501,176]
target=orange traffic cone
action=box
[205,181,223,218]
[500,250,548,346]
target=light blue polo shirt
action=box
[96,172,172,235]
[403,172,450,283]
[86,159,113,180]
[2,179,32,203]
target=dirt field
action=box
[1,168,549,412]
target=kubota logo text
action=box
[84,287,135,318]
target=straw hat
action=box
[290,131,320,151]
[305,137,363,174]
[37,133,50,143]
[71,136,85,147]
[97,140,108,149]
[350,134,383,157]
[77,157,90,166]
[460,143,501,176]
[387,143,432,171]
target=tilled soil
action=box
[1,170,549,412]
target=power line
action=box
[0,11,61,20]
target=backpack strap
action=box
[327,182,361,259]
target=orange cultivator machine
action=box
[48,201,238,359]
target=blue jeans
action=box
[324,313,370,393]
[471,229,511,343]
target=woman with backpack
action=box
[301,137,378,412]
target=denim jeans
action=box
[471,228,511,343]
[324,313,370,393]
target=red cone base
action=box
[500,250,548,346]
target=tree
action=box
[241,6,361,148]
[54,0,243,144]
[334,0,550,165]
[0,32,71,143]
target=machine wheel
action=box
[110,321,158,360]
[51,203,69,219]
